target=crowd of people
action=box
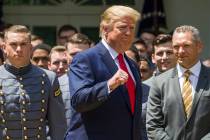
[0,5,210,140]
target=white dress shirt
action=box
[101,39,136,83]
[177,61,201,99]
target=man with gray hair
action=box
[146,25,210,140]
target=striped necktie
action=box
[182,70,192,118]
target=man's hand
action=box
[108,69,128,92]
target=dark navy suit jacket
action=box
[65,42,143,140]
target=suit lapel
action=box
[188,65,209,118]
[99,42,118,76]
[125,55,142,115]
[99,43,131,112]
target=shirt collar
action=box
[101,39,119,60]
[177,61,201,78]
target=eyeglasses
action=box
[32,56,49,62]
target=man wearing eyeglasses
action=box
[48,46,70,77]
[31,43,51,69]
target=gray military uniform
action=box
[0,63,67,140]
[58,73,71,127]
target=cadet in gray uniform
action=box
[0,25,67,139]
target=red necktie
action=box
[117,53,135,114]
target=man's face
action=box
[48,51,69,77]
[134,43,147,57]
[105,17,136,53]
[140,32,156,56]
[172,32,202,69]
[138,60,152,81]
[31,49,49,69]
[125,50,137,62]
[58,30,76,46]
[67,43,90,63]
[152,42,177,72]
[3,32,31,68]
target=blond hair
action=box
[100,5,140,38]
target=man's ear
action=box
[48,61,51,70]
[151,53,156,64]
[2,42,7,56]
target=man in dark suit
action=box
[65,5,142,140]
[146,25,210,140]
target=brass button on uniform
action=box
[6,136,10,139]
[37,135,41,138]
[21,92,25,96]
[22,118,26,122]
[40,118,43,122]
[19,77,23,81]
[24,136,28,139]
[41,99,45,103]
[23,127,27,130]
[41,81,45,85]
[42,74,46,77]
[38,126,42,130]
[1,110,4,114]
[5,127,8,131]
[20,84,24,88]
[0,91,3,96]
[1,100,4,104]
[22,101,26,105]
[2,119,5,123]
[22,109,26,113]
[41,108,45,112]
[41,90,44,94]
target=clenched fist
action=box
[107,69,128,92]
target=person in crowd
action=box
[0,48,4,65]
[58,33,91,128]
[57,24,78,46]
[0,32,4,49]
[146,25,210,139]
[66,33,91,63]
[151,34,177,76]
[48,45,70,77]
[65,5,143,140]
[0,25,66,139]
[133,38,148,58]
[138,56,153,81]
[203,57,210,67]
[31,43,51,69]
[141,34,177,140]
[140,29,156,59]
[125,45,140,62]
[31,34,44,47]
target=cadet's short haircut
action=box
[32,43,51,56]
[4,25,31,41]
[58,24,78,37]
[67,33,91,46]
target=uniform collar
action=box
[4,63,32,76]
